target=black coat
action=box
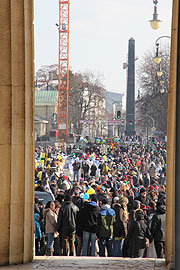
[90,164,97,176]
[113,203,128,238]
[81,201,100,233]
[57,201,79,235]
[151,204,166,241]
[135,194,149,206]
[126,211,152,257]
[72,162,80,171]
[82,163,89,174]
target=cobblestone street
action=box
[0,257,166,270]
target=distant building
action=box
[105,91,124,137]
[35,115,48,140]
[81,91,108,140]
[105,91,123,114]
[35,90,58,138]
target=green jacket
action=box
[97,205,116,238]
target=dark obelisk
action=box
[125,37,136,136]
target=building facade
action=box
[105,91,124,137]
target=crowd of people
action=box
[34,138,166,259]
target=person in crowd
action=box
[57,193,79,256]
[135,187,150,206]
[143,173,150,188]
[82,161,90,180]
[112,196,128,257]
[126,209,152,258]
[76,193,85,256]
[81,194,100,256]
[34,213,42,255]
[97,198,116,257]
[43,201,58,256]
[158,172,166,186]
[148,163,156,178]
[35,181,46,192]
[34,138,167,259]
[72,190,80,205]
[151,201,166,258]
[90,163,97,177]
[72,160,80,182]
[158,185,166,203]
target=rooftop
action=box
[35,90,58,105]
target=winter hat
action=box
[83,193,89,200]
[140,187,146,193]
[87,188,95,195]
[102,197,108,205]
[133,200,141,209]
[74,190,80,195]
[100,186,106,191]
[119,196,129,205]
[135,209,144,220]
[148,185,154,190]
[113,197,119,203]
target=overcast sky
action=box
[34,0,172,105]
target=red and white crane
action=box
[58,0,70,143]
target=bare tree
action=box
[35,66,107,137]
[136,45,170,134]
[69,71,106,135]
[35,64,58,90]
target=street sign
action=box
[59,123,66,130]
[79,119,95,125]
[151,127,156,131]
[108,120,122,124]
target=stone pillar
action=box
[126,37,136,136]
[0,0,34,265]
[166,0,178,269]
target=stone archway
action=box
[0,0,178,268]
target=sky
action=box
[34,0,172,107]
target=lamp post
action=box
[153,36,171,64]
[153,36,171,94]
[157,62,163,77]
[149,0,162,30]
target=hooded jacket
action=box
[97,204,116,238]
[112,203,128,238]
[126,210,152,257]
[151,203,166,241]
[34,213,42,240]
[81,201,100,233]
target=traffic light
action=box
[129,120,133,126]
[117,110,121,119]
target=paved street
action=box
[0,257,166,270]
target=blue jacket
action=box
[34,213,42,240]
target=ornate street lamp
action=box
[154,43,162,64]
[149,0,161,30]
[160,79,164,85]
[137,90,141,100]
[157,63,163,77]
[153,36,171,64]
[160,86,165,93]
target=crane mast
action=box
[58,0,70,143]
